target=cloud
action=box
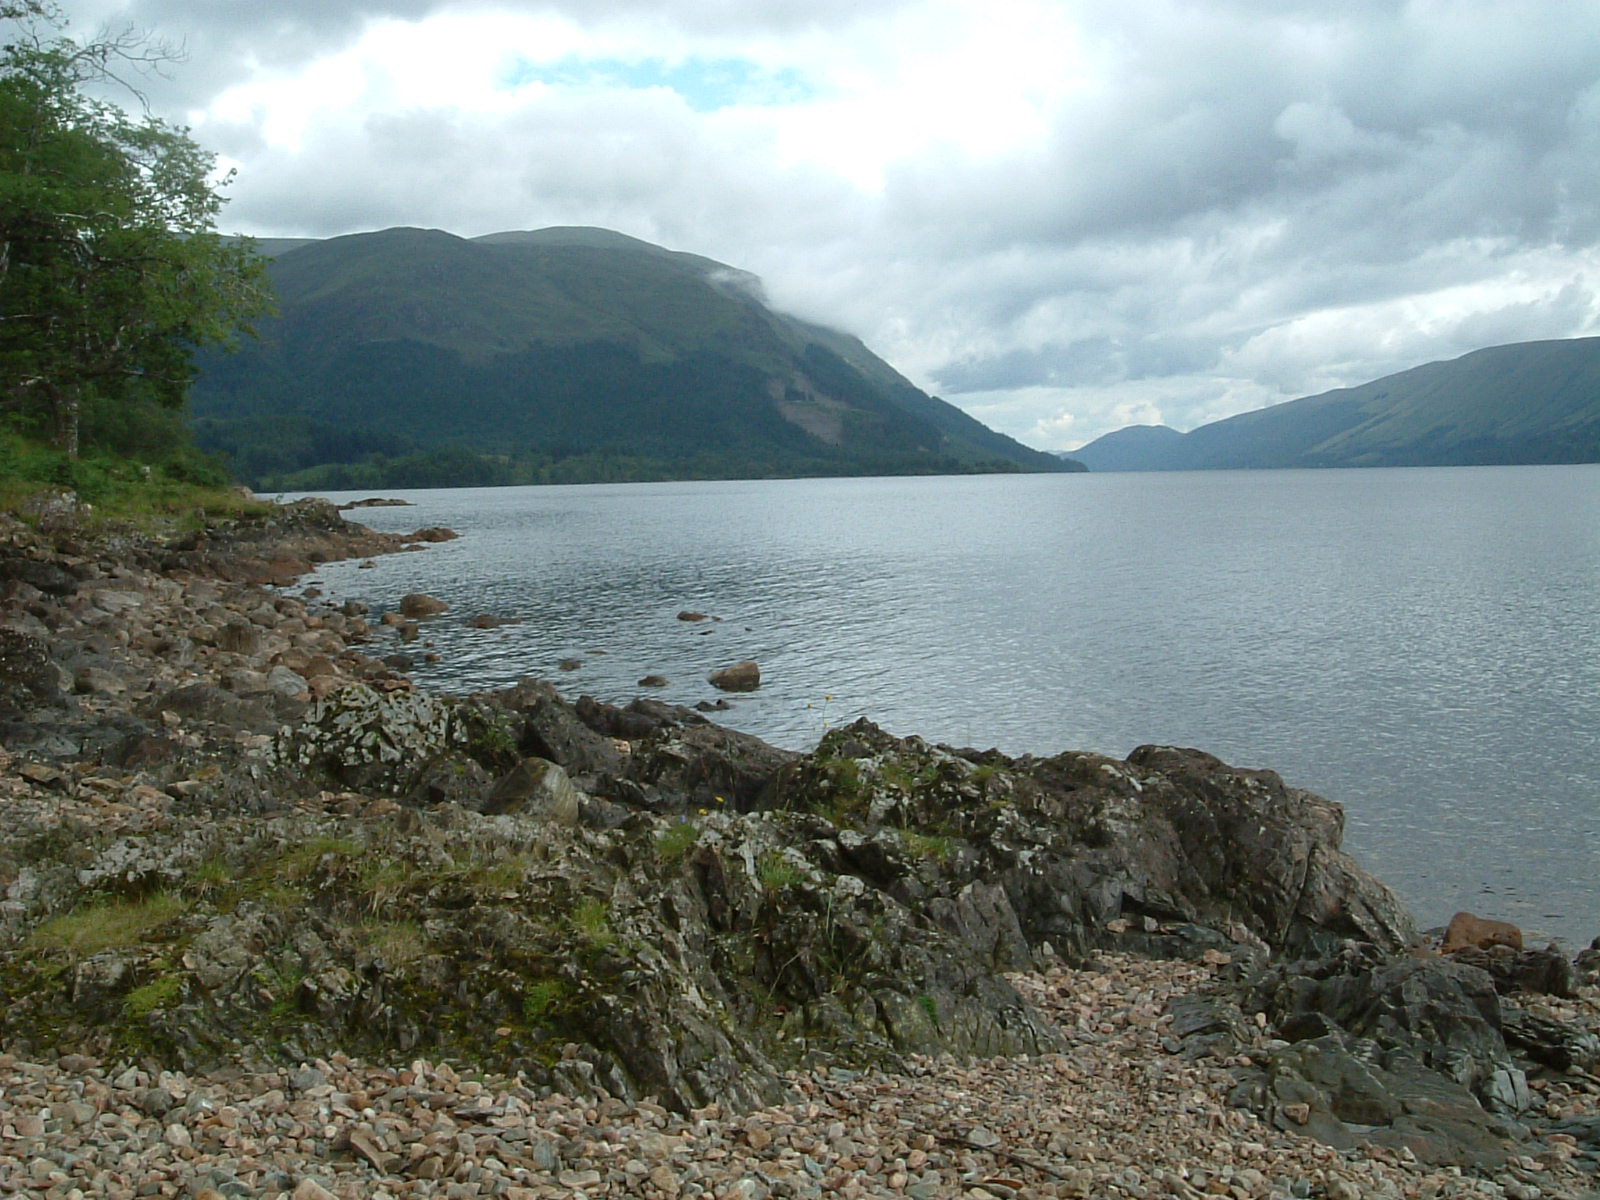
[36,0,1600,450]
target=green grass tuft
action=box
[569,897,617,949]
[521,977,573,1026]
[124,974,183,1018]
[655,820,699,865]
[756,850,804,894]
[28,893,185,957]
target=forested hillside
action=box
[190,227,1075,488]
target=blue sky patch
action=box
[500,55,815,112]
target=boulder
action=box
[405,755,496,808]
[469,614,522,629]
[496,679,625,780]
[1258,956,1521,1109]
[1501,1005,1600,1072]
[1248,1033,1524,1168]
[275,683,461,794]
[623,722,801,813]
[73,666,130,696]
[708,660,760,692]
[0,628,64,717]
[215,620,263,656]
[264,665,311,699]
[1442,911,1522,954]
[399,593,449,618]
[139,683,273,733]
[0,554,79,597]
[1115,745,1418,954]
[1449,944,1578,998]
[482,757,583,822]
[775,722,1416,957]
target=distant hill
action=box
[191,227,1073,488]
[1070,338,1600,471]
[1065,426,1183,472]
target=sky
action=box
[46,0,1600,450]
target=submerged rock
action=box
[398,592,449,618]
[708,660,761,691]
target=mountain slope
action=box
[1071,337,1600,471]
[191,227,1070,487]
[1067,425,1185,472]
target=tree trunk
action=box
[49,384,79,460]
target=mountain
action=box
[1070,338,1600,471]
[190,227,1073,488]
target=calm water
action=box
[295,467,1600,944]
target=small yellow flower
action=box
[698,808,709,816]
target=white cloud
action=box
[34,0,1600,450]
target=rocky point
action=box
[1,497,1598,1199]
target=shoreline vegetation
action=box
[0,496,1598,1199]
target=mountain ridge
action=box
[1070,337,1600,471]
[192,227,1079,488]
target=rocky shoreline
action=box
[1,499,1598,1199]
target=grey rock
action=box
[0,628,65,717]
[265,665,310,698]
[0,554,79,596]
[482,757,583,822]
[499,678,625,779]
[140,683,274,732]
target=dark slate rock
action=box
[497,680,625,778]
[0,628,64,717]
[0,554,79,596]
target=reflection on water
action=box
[299,467,1600,943]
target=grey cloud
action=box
[223,88,869,250]
[46,1,1600,448]
[935,335,1221,394]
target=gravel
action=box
[5,954,1598,1199]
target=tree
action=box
[0,2,270,458]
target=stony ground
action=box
[4,953,1598,1200]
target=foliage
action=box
[358,920,428,966]
[0,425,257,523]
[124,972,182,1017]
[521,977,573,1026]
[0,4,271,458]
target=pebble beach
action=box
[6,954,1600,1199]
